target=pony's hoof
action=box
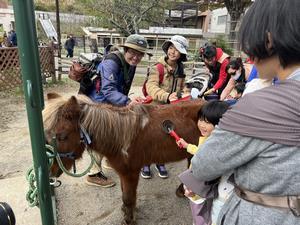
[175,183,185,198]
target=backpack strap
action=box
[142,63,165,97]
[115,51,128,78]
[97,51,130,93]
[156,63,165,84]
[103,51,129,81]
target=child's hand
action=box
[183,185,195,197]
[168,92,178,102]
[176,138,188,149]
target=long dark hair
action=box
[226,58,245,79]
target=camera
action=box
[0,202,15,225]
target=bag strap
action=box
[102,51,129,81]
[156,63,164,84]
[112,51,129,82]
[145,62,164,83]
[229,174,300,216]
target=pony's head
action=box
[43,93,86,177]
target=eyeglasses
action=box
[127,49,144,58]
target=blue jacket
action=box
[246,65,258,82]
[9,31,17,46]
[88,53,136,106]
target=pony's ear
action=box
[61,96,80,120]
[67,96,78,107]
[47,92,61,100]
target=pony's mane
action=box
[43,94,93,132]
[43,96,68,132]
[81,101,150,156]
[43,94,150,156]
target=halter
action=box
[47,124,94,177]
[79,124,92,145]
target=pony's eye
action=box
[56,133,68,142]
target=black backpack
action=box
[68,53,103,95]
[69,51,129,95]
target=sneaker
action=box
[155,164,168,179]
[86,171,116,188]
[140,166,152,179]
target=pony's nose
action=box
[55,169,63,177]
[49,167,63,178]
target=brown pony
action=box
[43,93,203,225]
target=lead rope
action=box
[46,141,95,178]
[25,143,95,207]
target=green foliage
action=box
[76,0,169,36]
[131,76,145,87]
[60,22,86,36]
[44,79,67,88]
[35,2,56,12]
[209,35,233,56]
[36,20,48,42]
[34,1,81,13]
[13,85,24,96]
[0,87,24,98]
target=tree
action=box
[223,0,252,48]
[202,0,252,51]
[77,0,171,36]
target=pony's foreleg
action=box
[120,172,139,225]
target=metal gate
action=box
[12,1,56,225]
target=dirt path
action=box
[0,84,192,225]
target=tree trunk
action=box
[224,0,252,56]
[228,12,240,54]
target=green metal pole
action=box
[12,1,55,225]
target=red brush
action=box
[162,120,183,148]
[141,96,153,104]
[169,95,191,104]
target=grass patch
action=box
[44,77,78,88]
[0,85,24,98]
[44,79,67,88]
[14,85,24,96]
[132,76,146,87]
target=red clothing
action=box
[245,57,254,64]
[213,48,230,91]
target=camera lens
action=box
[0,202,16,225]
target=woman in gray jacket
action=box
[191,0,300,224]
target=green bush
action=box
[209,35,233,56]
